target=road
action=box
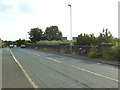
[2,48,34,88]
[3,47,119,88]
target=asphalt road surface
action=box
[2,48,34,88]
[2,47,119,88]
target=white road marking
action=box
[33,53,41,56]
[9,49,38,88]
[46,57,61,63]
[8,48,120,84]
[70,65,119,83]
[45,57,119,83]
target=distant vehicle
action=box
[14,45,17,47]
[9,44,14,48]
[21,44,26,48]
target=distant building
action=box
[72,37,77,40]
[62,37,67,40]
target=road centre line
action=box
[35,53,119,83]
[45,56,119,83]
[46,57,61,63]
[33,53,41,56]
[70,65,119,83]
[9,48,38,88]
[15,49,119,83]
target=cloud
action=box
[0,0,16,13]
[0,0,35,15]
[17,0,35,15]
[0,0,37,23]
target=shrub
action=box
[110,42,120,61]
[100,49,113,60]
[60,49,70,54]
[37,40,70,45]
[25,42,32,45]
[87,46,98,58]
[87,42,120,61]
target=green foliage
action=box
[5,41,12,46]
[15,38,25,46]
[75,33,96,45]
[25,41,32,45]
[37,40,69,45]
[101,50,112,60]
[28,26,63,42]
[44,26,62,41]
[110,42,120,61]
[87,42,120,61]
[75,29,113,46]
[87,45,98,58]
[97,28,113,44]
[60,49,70,54]
[28,27,43,43]
[4,39,28,46]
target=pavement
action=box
[8,47,119,88]
[2,48,34,88]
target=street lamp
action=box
[68,4,72,52]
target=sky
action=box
[0,0,119,41]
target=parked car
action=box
[14,45,17,47]
[9,44,14,48]
[21,44,26,48]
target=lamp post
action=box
[68,4,72,52]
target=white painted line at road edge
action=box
[9,48,38,88]
[46,57,61,63]
[70,65,120,83]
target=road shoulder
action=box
[2,48,34,88]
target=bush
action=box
[100,49,113,60]
[87,42,120,61]
[60,49,70,54]
[110,42,120,61]
[87,46,98,58]
[37,40,70,45]
[25,42,32,45]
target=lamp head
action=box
[68,4,71,7]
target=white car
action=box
[14,45,17,47]
[9,44,14,48]
[21,44,26,48]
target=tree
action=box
[44,26,62,41]
[28,27,43,43]
[15,38,25,46]
[7,41,12,46]
[75,33,96,45]
[97,28,113,44]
